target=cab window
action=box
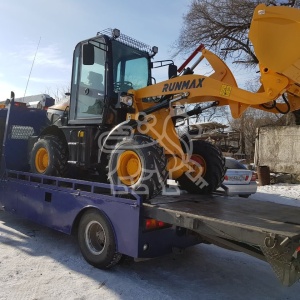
[112,40,150,93]
[76,40,106,119]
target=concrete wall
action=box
[255,126,300,174]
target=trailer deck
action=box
[145,194,300,240]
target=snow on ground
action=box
[1,185,300,300]
[251,183,300,207]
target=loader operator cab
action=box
[68,29,156,126]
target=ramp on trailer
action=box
[144,194,300,287]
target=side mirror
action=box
[168,64,178,79]
[83,43,95,65]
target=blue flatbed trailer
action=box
[1,104,300,287]
[0,169,200,259]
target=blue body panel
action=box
[0,171,199,258]
[0,105,50,172]
[0,171,142,257]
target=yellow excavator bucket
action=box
[249,4,300,84]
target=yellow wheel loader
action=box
[29,4,300,200]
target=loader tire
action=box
[97,154,109,183]
[30,134,68,176]
[78,210,122,269]
[177,140,225,194]
[107,134,168,201]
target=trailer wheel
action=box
[30,135,68,176]
[78,210,122,269]
[178,140,225,194]
[108,134,168,201]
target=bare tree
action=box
[229,108,291,160]
[175,0,299,65]
[43,86,70,103]
[187,104,228,124]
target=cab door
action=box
[69,38,107,125]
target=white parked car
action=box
[219,157,257,198]
[166,157,257,197]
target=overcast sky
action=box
[0,0,252,101]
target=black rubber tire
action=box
[108,134,168,201]
[78,210,122,269]
[177,139,225,194]
[97,154,109,183]
[29,134,68,176]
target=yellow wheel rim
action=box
[35,147,49,173]
[189,154,206,178]
[117,150,142,185]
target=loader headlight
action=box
[150,46,158,57]
[120,93,133,106]
[152,46,158,54]
[112,28,120,39]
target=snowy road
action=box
[1,185,300,300]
